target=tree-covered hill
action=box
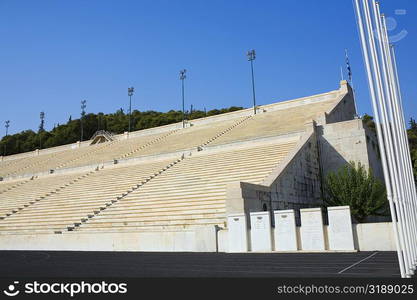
[363,114,417,182]
[0,106,243,156]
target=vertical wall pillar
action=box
[300,207,325,251]
[327,206,355,250]
[250,211,272,252]
[274,209,298,251]
[227,214,249,252]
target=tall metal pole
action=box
[354,0,417,277]
[80,100,87,142]
[366,0,413,275]
[383,25,417,265]
[182,79,185,126]
[247,50,257,115]
[390,44,417,236]
[179,69,186,128]
[4,120,10,156]
[128,87,134,132]
[369,1,413,274]
[353,0,406,277]
[5,120,9,136]
[345,48,359,117]
[39,111,45,149]
[383,12,417,270]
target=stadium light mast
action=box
[247,49,257,115]
[80,100,87,141]
[128,87,134,132]
[5,120,10,136]
[179,69,187,128]
[39,111,45,149]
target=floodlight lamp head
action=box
[247,49,256,61]
[180,69,187,80]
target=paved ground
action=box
[0,251,400,278]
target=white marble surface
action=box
[274,209,298,251]
[327,206,355,250]
[300,207,325,250]
[250,211,272,252]
[227,214,249,252]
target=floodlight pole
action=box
[247,49,257,115]
[4,120,10,156]
[179,70,187,128]
[128,87,134,132]
[5,120,9,136]
[39,112,45,149]
[80,100,87,142]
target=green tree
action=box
[0,106,244,156]
[411,149,417,179]
[323,161,389,222]
[408,118,417,181]
[362,113,376,133]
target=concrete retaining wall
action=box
[225,126,322,217]
[325,81,357,124]
[218,222,396,252]
[318,118,384,180]
[0,226,217,252]
[0,222,395,252]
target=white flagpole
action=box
[377,7,417,267]
[390,42,417,268]
[384,29,417,266]
[353,0,406,277]
[364,0,412,275]
[371,1,415,274]
[345,49,359,117]
[390,45,417,228]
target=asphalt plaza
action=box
[0,251,401,278]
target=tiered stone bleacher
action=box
[0,86,343,235]
[0,172,91,221]
[74,140,297,232]
[0,117,249,178]
[0,159,175,234]
[0,178,29,194]
[211,94,338,146]
[0,142,111,177]
[128,117,251,157]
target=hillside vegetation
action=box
[0,107,243,156]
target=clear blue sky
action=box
[1,0,416,136]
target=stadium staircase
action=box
[0,171,95,222]
[69,116,255,232]
[0,179,30,194]
[72,140,297,233]
[67,158,184,232]
[116,129,180,160]
[55,130,179,170]
[0,87,342,235]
